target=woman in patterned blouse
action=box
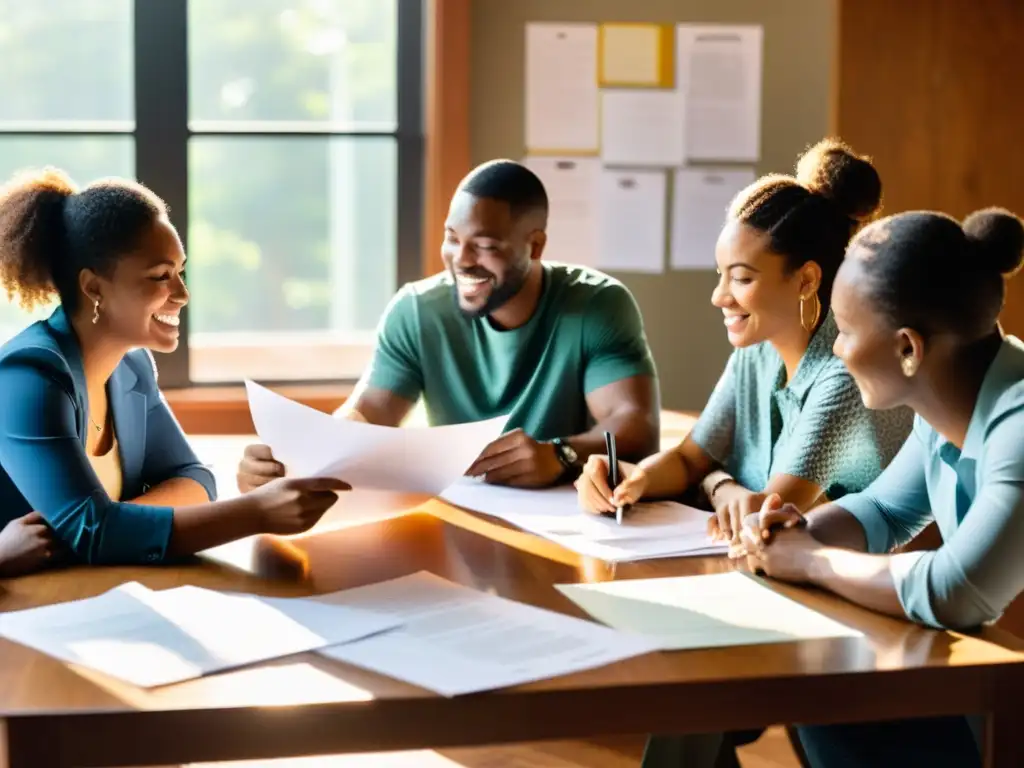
[577,138,913,542]
[576,139,917,768]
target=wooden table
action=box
[2,442,1024,766]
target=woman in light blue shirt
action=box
[745,206,1024,767]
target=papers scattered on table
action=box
[317,571,658,697]
[0,582,401,688]
[440,479,727,562]
[245,380,508,496]
[557,571,862,651]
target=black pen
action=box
[604,430,629,525]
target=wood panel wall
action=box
[423,0,472,277]
[836,0,1024,634]
[834,0,1024,331]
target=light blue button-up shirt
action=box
[841,335,1024,629]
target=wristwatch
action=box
[551,437,581,473]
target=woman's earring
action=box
[901,355,917,377]
[92,298,101,325]
[799,293,821,333]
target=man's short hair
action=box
[457,159,549,221]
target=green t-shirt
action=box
[364,262,657,440]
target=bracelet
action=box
[707,474,737,502]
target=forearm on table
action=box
[806,503,870,550]
[166,498,260,557]
[564,408,658,463]
[806,547,905,619]
[626,446,700,500]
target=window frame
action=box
[100,0,423,388]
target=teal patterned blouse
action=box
[689,313,914,501]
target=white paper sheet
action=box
[597,169,667,274]
[245,381,509,496]
[557,571,862,651]
[318,571,658,696]
[600,90,686,167]
[671,167,756,269]
[677,25,763,162]
[525,22,600,153]
[0,582,402,688]
[523,156,599,266]
[440,479,726,562]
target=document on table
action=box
[245,380,509,496]
[525,22,600,153]
[676,24,763,162]
[557,571,862,651]
[523,156,600,267]
[440,479,726,562]
[597,169,667,274]
[0,582,402,688]
[671,167,756,269]
[317,571,658,697]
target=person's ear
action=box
[895,327,925,377]
[527,229,547,261]
[78,268,103,309]
[798,260,823,296]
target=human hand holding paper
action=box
[245,381,509,496]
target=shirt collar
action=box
[783,311,840,398]
[959,334,1024,459]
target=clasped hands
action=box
[731,492,825,584]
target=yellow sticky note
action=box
[598,23,674,88]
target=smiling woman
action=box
[0,166,349,576]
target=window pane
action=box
[188,136,396,382]
[0,137,135,344]
[188,0,397,129]
[0,0,133,124]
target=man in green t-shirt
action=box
[238,159,660,489]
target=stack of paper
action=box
[245,381,508,496]
[0,582,401,687]
[557,571,862,650]
[317,571,659,696]
[440,479,726,562]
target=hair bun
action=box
[795,138,882,222]
[963,207,1024,276]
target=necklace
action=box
[89,417,102,433]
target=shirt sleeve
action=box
[836,420,934,554]
[581,282,657,393]
[0,349,175,565]
[688,352,738,466]
[133,351,217,500]
[363,285,424,402]
[887,411,1024,629]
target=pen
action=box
[604,430,629,525]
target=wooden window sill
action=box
[165,383,353,434]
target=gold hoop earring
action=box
[92,298,101,325]
[901,356,917,378]
[799,293,821,333]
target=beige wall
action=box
[470,0,837,410]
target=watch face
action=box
[559,442,578,466]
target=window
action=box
[0,0,135,344]
[0,0,424,386]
